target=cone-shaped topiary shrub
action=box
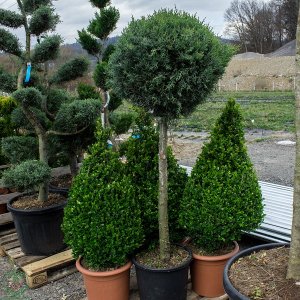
[62,126,144,270]
[179,99,264,253]
[121,109,188,247]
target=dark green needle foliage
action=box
[77,83,100,100]
[93,61,107,89]
[0,9,24,28]
[3,160,51,192]
[90,0,111,9]
[23,0,52,13]
[0,68,17,93]
[77,29,102,57]
[102,44,115,63]
[63,129,144,269]
[0,28,22,57]
[179,99,264,253]
[50,57,89,84]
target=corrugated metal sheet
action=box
[180,165,293,242]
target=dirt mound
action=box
[265,40,296,57]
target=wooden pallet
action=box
[0,227,76,288]
[0,192,21,214]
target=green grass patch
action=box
[175,92,295,132]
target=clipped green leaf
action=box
[29,5,60,36]
[88,7,120,40]
[32,35,62,63]
[0,28,22,57]
[77,29,101,57]
[0,9,24,28]
[51,57,89,84]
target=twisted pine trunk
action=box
[287,5,300,280]
[158,118,170,262]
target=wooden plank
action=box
[6,247,24,260]
[22,249,73,276]
[15,255,47,268]
[0,212,13,226]
[25,264,77,288]
[0,192,21,205]
[0,233,18,245]
[2,240,20,251]
[0,227,16,237]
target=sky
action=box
[1,0,235,44]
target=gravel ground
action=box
[0,130,295,300]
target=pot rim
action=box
[223,242,289,300]
[76,259,132,277]
[7,192,67,214]
[132,244,192,272]
[192,241,239,261]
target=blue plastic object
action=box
[24,63,31,83]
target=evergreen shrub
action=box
[179,99,264,252]
[63,127,144,269]
[122,110,188,246]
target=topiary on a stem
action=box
[109,8,234,262]
[179,99,264,253]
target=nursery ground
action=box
[0,129,296,300]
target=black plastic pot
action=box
[223,242,289,300]
[7,192,67,256]
[132,245,192,300]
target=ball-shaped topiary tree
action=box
[179,99,264,253]
[62,126,144,269]
[109,8,234,261]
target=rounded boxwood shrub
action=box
[122,110,188,247]
[62,128,144,270]
[179,99,264,253]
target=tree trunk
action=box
[158,118,170,262]
[38,134,49,202]
[69,154,79,177]
[287,5,300,280]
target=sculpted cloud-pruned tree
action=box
[287,1,300,280]
[109,8,234,261]
[0,0,102,202]
[77,0,120,126]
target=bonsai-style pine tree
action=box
[0,0,102,201]
[180,99,264,252]
[109,9,234,261]
[77,0,120,126]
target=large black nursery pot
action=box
[223,242,289,300]
[7,191,67,256]
[132,245,192,300]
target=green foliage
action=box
[63,138,144,269]
[77,83,100,100]
[0,9,24,28]
[29,5,60,36]
[53,99,102,133]
[2,136,38,164]
[51,57,89,84]
[2,160,51,191]
[88,7,120,40]
[32,35,62,63]
[122,110,188,246]
[109,112,133,135]
[102,44,115,62]
[90,0,111,9]
[45,88,71,115]
[93,61,107,89]
[77,29,101,57]
[108,91,122,111]
[109,9,234,119]
[179,99,264,252]
[23,0,52,13]
[0,28,22,57]
[0,96,17,164]
[11,107,51,131]
[0,69,17,93]
[12,87,43,108]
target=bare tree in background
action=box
[224,0,299,53]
